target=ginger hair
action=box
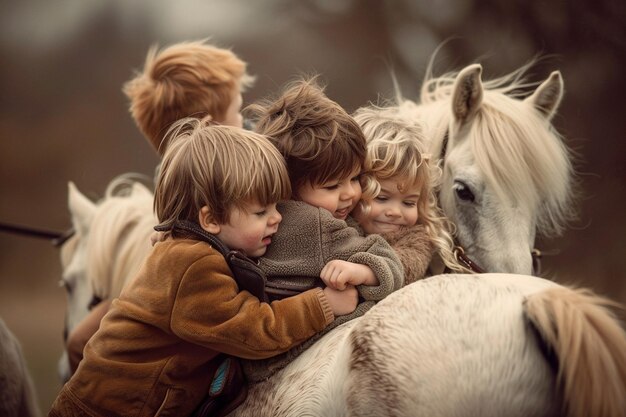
[124,39,255,155]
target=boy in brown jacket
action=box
[65,39,255,377]
[49,120,357,417]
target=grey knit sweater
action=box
[242,200,404,381]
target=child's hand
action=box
[323,285,358,316]
[150,231,166,246]
[320,260,378,290]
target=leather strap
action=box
[453,246,485,274]
[158,220,269,302]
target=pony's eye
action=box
[453,181,475,203]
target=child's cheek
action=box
[241,232,263,246]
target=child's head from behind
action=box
[155,119,290,256]
[124,39,255,156]
[249,77,365,220]
[352,105,435,235]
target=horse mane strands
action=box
[86,175,155,300]
[524,287,626,417]
[472,92,575,235]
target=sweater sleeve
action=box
[320,211,404,300]
[380,224,434,286]
[170,252,334,359]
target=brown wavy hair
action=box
[247,77,365,196]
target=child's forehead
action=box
[237,198,273,210]
[379,176,422,195]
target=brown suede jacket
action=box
[49,239,333,417]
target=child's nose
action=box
[341,182,357,200]
[385,206,401,217]
[268,208,282,225]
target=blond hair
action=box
[124,39,255,155]
[353,104,465,273]
[247,77,366,196]
[154,119,290,229]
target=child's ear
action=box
[198,206,221,234]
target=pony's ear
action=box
[68,182,96,234]
[525,71,563,121]
[452,64,483,125]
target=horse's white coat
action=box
[57,178,155,381]
[398,63,575,274]
[228,274,626,417]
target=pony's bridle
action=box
[438,130,542,276]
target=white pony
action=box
[59,179,626,417]
[57,177,155,381]
[396,62,575,275]
[0,318,41,417]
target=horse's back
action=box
[0,318,42,417]
[228,275,624,417]
[346,274,561,417]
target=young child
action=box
[123,39,255,155]
[241,77,404,381]
[64,39,254,377]
[49,120,358,417]
[352,104,466,283]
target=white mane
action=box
[85,177,155,299]
[410,65,576,237]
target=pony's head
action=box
[57,177,155,381]
[401,62,576,274]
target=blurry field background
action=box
[1,0,625,411]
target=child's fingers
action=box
[321,265,339,289]
[321,263,348,290]
[328,268,342,289]
[320,263,334,280]
[332,272,347,290]
[320,264,334,285]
